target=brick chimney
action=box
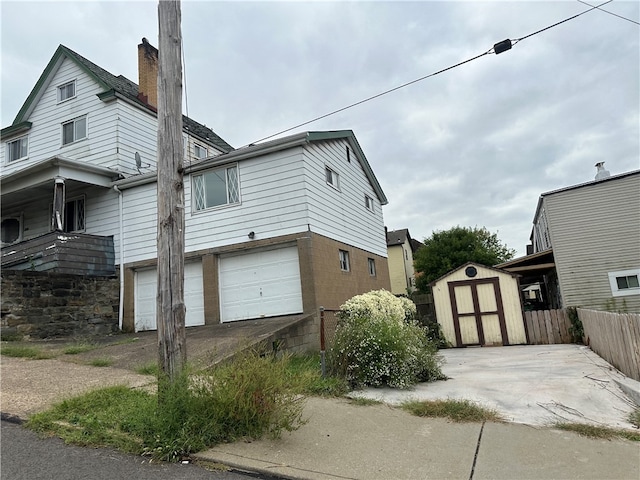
[138,37,158,109]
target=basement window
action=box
[608,269,640,297]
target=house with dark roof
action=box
[497,167,640,313]
[386,228,422,295]
[1,40,390,348]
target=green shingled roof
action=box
[4,44,233,153]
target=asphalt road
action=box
[0,420,264,480]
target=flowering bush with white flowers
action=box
[329,290,444,389]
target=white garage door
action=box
[219,246,303,322]
[134,261,205,332]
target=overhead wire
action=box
[576,0,640,26]
[244,0,620,147]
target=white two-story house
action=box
[1,40,391,347]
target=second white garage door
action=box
[219,246,303,322]
[135,261,205,332]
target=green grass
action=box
[0,344,54,360]
[285,354,349,397]
[63,343,97,355]
[135,362,159,376]
[555,423,640,442]
[27,350,307,462]
[89,358,113,367]
[401,399,503,423]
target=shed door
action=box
[134,261,205,332]
[448,277,509,347]
[219,246,303,322]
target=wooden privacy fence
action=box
[578,309,640,382]
[524,309,572,345]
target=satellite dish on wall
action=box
[135,152,142,171]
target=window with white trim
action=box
[7,136,28,162]
[365,194,374,212]
[325,166,339,189]
[193,165,240,211]
[194,144,208,159]
[58,80,76,102]
[608,268,640,297]
[368,258,376,276]
[339,250,350,272]
[62,116,86,145]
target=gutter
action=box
[113,185,125,331]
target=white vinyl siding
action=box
[544,173,640,311]
[304,140,387,257]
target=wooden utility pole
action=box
[156,0,186,382]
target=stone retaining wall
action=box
[1,270,119,339]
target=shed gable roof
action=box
[429,261,520,287]
[2,44,233,153]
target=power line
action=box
[513,0,613,45]
[245,0,617,147]
[577,0,640,26]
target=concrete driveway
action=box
[351,344,639,430]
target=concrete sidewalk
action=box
[197,397,640,480]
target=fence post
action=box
[320,306,326,377]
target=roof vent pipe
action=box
[595,162,610,181]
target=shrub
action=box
[329,290,444,389]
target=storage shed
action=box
[430,262,528,347]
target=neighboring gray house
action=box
[1,40,391,346]
[498,167,640,313]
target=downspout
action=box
[113,185,124,331]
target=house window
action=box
[365,194,374,212]
[325,166,339,189]
[193,165,240,211]
[7,136,28,162]
[194,144,208,159]
[608,269,640,297]
[339,250,350,272]
[58,80,76,102]
[368,258,376,276]
[62,116,86,145]
[1,216,22,244]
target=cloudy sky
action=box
[2,1,638,256]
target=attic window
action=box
[58,80,76,102]
[194,144,208,159]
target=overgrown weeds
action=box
[285,354,349,397]
[63,343,97,355]
[555,422,640,442]
[89,358,113,367]
[0,344,54,359]
[28,349,307,462]
[629,407,640,429]
[402,399,502,423]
